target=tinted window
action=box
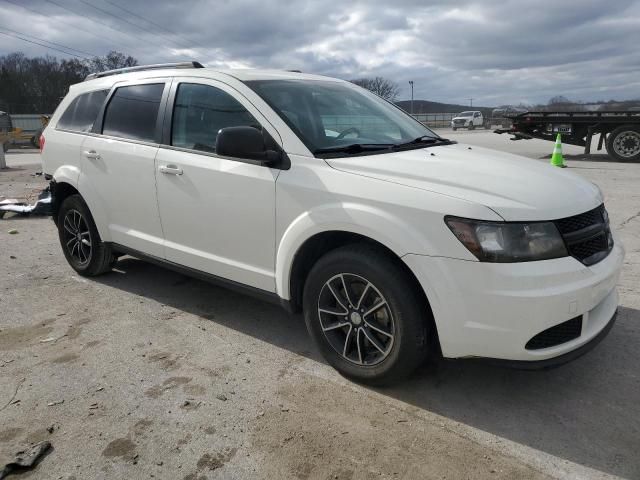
[57,90,108,132]
[102,83,164,142]
[171,83,259,152]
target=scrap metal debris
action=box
[0,187,51,218]
[0,441,52,479]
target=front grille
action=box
[554,204,613,266]
[525,315,583,350]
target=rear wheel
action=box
[452,127,457,131]
[2,142,9,153]
[57,195,116,276]
[303,244,430,385]
[606,126,640,162]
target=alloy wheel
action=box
[317,273,395,366]
[62,209,92,266]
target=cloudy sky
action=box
[1,0,639,106]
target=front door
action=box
[154,80,280,292]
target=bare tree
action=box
[88,51,137,73]
[0,51,138,113]
[350,77,400,101]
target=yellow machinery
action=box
[0,112,49,151]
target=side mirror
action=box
[215,126,281,166]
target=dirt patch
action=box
[196,448,237,471]
[146,351,181,371]
[183,384,206,396]
[0,427,22,443]
[132,419,153,436]
[102,437,136,459]
[0,318,56,351]
[145,376,192,399]
[248,379,549,480]
[51,352,79,363]
[82,340,101,349]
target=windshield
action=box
[458,111,474,117]
[245,79,439,156]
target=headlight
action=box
[445,217,568,262]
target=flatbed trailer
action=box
[495,111,640,162]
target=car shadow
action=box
[96,257,640,479]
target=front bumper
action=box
[403,239,624,362]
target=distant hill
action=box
[395,100,493,116]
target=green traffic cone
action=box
[550,133,566,168]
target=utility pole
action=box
[469,98,473,107]
[0,143,6,169]
[409,80,414,115]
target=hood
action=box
[325,143,602,221]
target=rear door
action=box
[79,79,170,257]
[154,79,281,291]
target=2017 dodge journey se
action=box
[41,62,624,384]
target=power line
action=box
[0,29,87,58]
[42,0,159,49]
[0,0,132,51]
[74,0,189,51]
[0,25,99,57]
[102,0,204,51]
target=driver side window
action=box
[171,83,260,153]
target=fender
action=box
[52,164,81,190]
[275,201,434,299]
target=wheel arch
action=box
[284,230,432,318]
[51,180,80,225]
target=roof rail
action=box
[85,61,204,81]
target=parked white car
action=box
[451,110,487,130]
[41,63,624,384]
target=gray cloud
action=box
[1,0,639,105]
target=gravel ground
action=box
[1,133,639,480]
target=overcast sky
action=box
[1,0,639,106]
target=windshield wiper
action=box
[392,136,455,150]
[313,143,394,155]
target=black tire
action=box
[468,123,475,130]
[605,125,640,162]
[303,244,431,385]
[484,121,491,130]
[452,127,457,131]
[2,142,9,153]
[57,194,116,276]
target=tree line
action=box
[0,51,137,114]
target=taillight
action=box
[39,134,45,153]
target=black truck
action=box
[496,111,640,162]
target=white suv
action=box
[41,62,624,384]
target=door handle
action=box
[159,165,183,175]
[83,150,101,160]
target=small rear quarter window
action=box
[57,90,108,132]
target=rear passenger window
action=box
[171,83,259,153]
[57,90,108,132]
[102,83,164,142]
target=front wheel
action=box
[452,127,457,131]
[57,194,116,276]
[2,142,9,153]
[606,126,640,162]
[303,244,431,385]
[468,123,475,130]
